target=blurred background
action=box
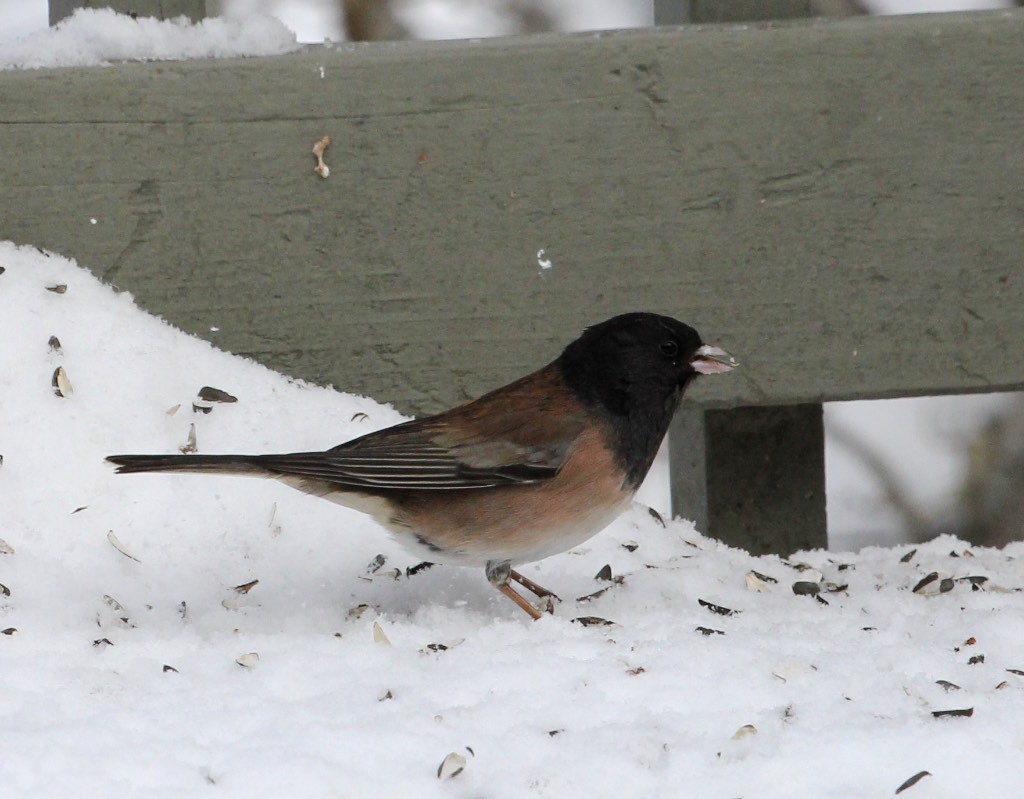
[2,0,1021,551]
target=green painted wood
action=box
[4,12,1021,416]
[50,0,206,25]
[3,12,1023,414]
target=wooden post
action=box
[660,0,828,554]
[50,1,206,25]
[671,406,827,556]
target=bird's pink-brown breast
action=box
[385,365,636,566]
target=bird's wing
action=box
[253,413,584,491]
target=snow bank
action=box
[0,8,299,70]
[1,241,1022,798]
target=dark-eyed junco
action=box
[108,312,736,619]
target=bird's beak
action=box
[691,344,738,374]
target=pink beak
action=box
[691,344,738,375]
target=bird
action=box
[107,312,736,619]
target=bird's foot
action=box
[486,561,557,621]
[509,569,560,603]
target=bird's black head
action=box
[557,312,735,488]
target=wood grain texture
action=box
[3,10,1023,416]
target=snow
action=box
[2,240,1023,797]
[0,8,298,70]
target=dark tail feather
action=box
[106,454,270,476]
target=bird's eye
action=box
[659,340,679,357]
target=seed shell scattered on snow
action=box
[931,707,973,718]
[576,585,613,603]
[372,621,391,645]
[745,572,771,592]
[745,570,778,593]
[899,548,917,563]
[621,540,639,552]
[0,583,10,597]
[405,561,434,577]
[732,724,757,740]
[695,626,725,636]
[572,616,616,627]
[912,572,954,595]
[179,423,197,454]
[436,750,470,780]
[52,366,73,397]
[895,770,931,794]
[235,652,260,668]
[365,554,386,573]
[935,680,961,692]
[45,283,68,294]
[422,639,465,654]
[106,530,141,562]
[594,564,613,581]
[232,579,259,594]
[0,539,15,555]
[48,335,62,353]
[792,581,821,597]
[2,628,17,635]
[346,603,374,620]
[93,637,114,648]
[698,599,737,616]
[163,664,179,673]
[197,386,237,403]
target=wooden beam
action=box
[4,13,1020,415]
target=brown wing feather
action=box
[110,363,588,492]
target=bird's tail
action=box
[106,454,270,476]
